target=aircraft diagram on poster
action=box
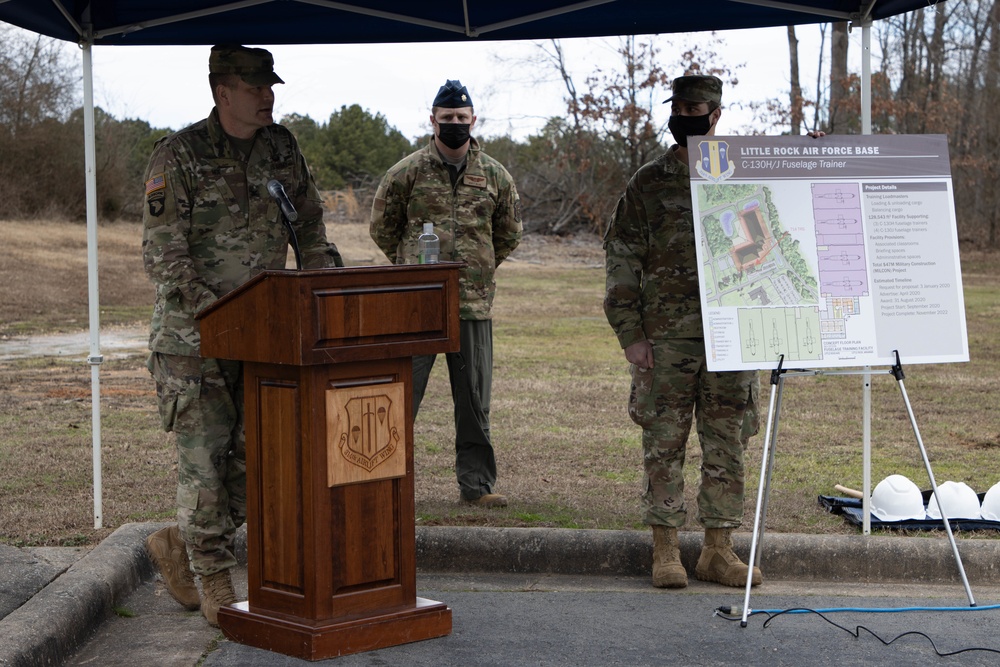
[689,134,969,372]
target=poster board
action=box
[689,134,968,372]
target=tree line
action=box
[3,4,1000,248]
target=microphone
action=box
[266,179,298,222]
[265,178,302,270]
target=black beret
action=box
[433,79,473,108]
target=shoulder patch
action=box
[145,174,166,196]
[147,192,165,217]
[463,174,487,189]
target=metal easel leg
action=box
[753,373,785,570]
[741,356,787,627]
[890,351,976,607]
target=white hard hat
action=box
[871,474,926,522]
[927,481,981,520]
[980,481,1000,521]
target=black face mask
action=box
[667,112,713,148]
[437,123,471,150]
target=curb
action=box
[3,523,999,665]
[415,526,1000,584]
[0,523,153,667]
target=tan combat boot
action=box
[145,525,200,610]
[694,527,763,588]
[200,568,238,627]
[651,525,687,588]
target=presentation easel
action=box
[739,351,976,627]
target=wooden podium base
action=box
[219,598,452,661]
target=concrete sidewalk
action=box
[2,523,1000,666]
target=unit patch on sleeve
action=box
[145,173,166,217]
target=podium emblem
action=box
[326,382,407,486]
[340,395,400,471]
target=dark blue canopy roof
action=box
[0,1,945,46]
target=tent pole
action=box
[861,19,872,134]
[860,18,872,534]
[82,38,104,530]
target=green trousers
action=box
[627,338,759,529]
[412,319,497,501]
[148,352,245,575]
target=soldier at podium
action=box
[141,44,343,627]
[370,79,522,508]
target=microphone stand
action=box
[281,214,303,271]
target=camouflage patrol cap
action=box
[432,79,473,108]
[663,75,722,105]
[209,44,284,86]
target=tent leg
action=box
[862,367,872,534]
[82,40,103,530]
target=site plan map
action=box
[689,134,968,372]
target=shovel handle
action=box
[834,484,864,499]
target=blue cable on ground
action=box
[713,603,1000,658]
[749,603,1000,615]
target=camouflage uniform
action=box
[370,137,521,320]
[370,137,522,500]
[143,107,342,575]
[603,149,759,529]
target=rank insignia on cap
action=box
[433,79,473,108]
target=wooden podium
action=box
[196,263,458,660]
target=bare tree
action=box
[0,28,80,217]
[510,36,741,234]
[978,0,1000,246]
[577,36,673,175]
[827,21,851,132]
[813,23,828,131]
[0,26,78,135]
[537,40,583,131]
[724,3,1000,247]
[787,26,803,135]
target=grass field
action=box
[1,219,999,547]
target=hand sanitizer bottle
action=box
[417,222,440,264]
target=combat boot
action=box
[694,528,763,588]
[651,526,687,588]
[200,568,238,627]
[145,525,200,610]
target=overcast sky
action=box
[10,22,876,141]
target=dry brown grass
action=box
[1,218,999,546]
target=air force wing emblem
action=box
[695,140,735,183]
[339,394,400,472]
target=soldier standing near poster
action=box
[603,74,762,589]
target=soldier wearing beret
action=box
[142,44,343,627]
[370,79,522,508]
[603,75,762,590]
